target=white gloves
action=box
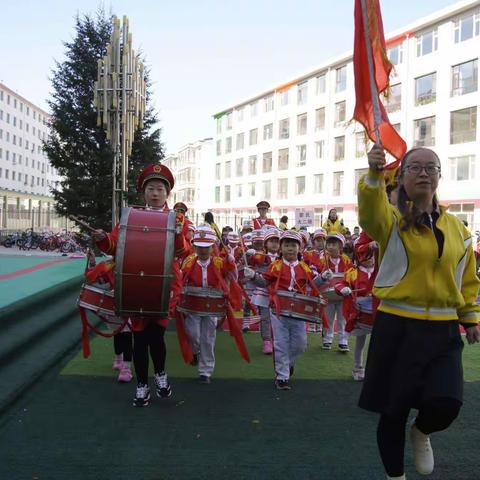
[246,249,256,256]
[321,269,333,281]
[244,267,256,280]
[340,287,352,296]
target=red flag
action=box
[353,0,407,168]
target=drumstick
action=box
[69,215,97,233]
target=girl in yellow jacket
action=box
[322,208,347,235]
[358,145,479,480]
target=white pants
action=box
[270,311,307,381]
[324,302,347,345]
[183,314,217,377]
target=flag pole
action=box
[360,0,382,146]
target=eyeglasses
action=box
[404,165,441,176]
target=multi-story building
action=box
[212,0,480,231]
[0,82,62,229]
[163,138,214,224]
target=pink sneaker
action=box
[113,356,123,371]
[118,367,133,383]
[262,340,273,355]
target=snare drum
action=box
[356,296,373,315]
[318,273,344,302]
[78,283,115,317]
[115,207,176,317]
[276,290,325,323]
[177,286,226,316]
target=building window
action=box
[333,171,344,196]
[296,145,307,167]
[297,81,308,105]
[448,202,475,226]
[277,178,288,199]
[354,168,369,193]
[315,141,324,159]
[249,182,256,197]
[262,180,271,199]
[355,132,368,157]
[415,73,436,105]
[237,107,244,122]
[315,108,325,131]
[263,152,272,173]
[297,113,307,135]
[454,11,480,43]
[450,107,477,144]
[416,29,438,57]
[224,185,231,202]
[263,123,273,140]
[335,65,347,92]
[236,184,243,198]
[225,137,232,153]
[216,117,222,134]
[277,148,289,170]
[215,163,221,180]
[295,176,306,195]
[414,116,436,147]
[248,155,257,175]
[225,161,231,178]
[388,43,403,65]
[279,118,290,139]
[250,101,258,117]
[316,73,326,94]
[236,158,244,177]
[384,84,401,112]
[334,101,346,126]
[226,112,232,130]
[280,89,289,106]
[249,128,258,146]
[236,133,244,150]
[449,155,476,181]
[451,59,478,96]
[314,174,323,194]
[334,136,345,161]
[216,140,221,156]
[264,94,274,112]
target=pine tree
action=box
[44,10,163,230]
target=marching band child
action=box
[181,225,237,383]
[253,201,276,229]
[303,228,326,273]
[319,233,353,352]
[245,230,331,390]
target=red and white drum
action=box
[115,207,176,317]
[177,286,226,316]
[276,290,326,323]
[78,283,115,317]
[318,273,344,302]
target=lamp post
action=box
[94,15,146,227]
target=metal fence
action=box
[0,208,73,235]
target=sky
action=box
[0,0,463,154]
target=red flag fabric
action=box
[353,0,407,167]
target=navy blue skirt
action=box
[358,311,464,415]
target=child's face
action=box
[281,239,300,262]
[313,237,325,250]
[195,245,212,260]
[360,256,375,268]
[326,239,341,257]
[266,238,279,253]
[144,180,168,207]
[253,240,264,251]
[258,207,268,218]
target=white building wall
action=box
[212,0,480,231]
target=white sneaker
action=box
[352,367,365,381]
[410,422,434,475]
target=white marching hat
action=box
[192,224,217,247]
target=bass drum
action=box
[115,207,176,317]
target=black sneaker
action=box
[190,353,199,366]
[322,342,332,350]
[289,365,294,377]
[242,327,249,333]
[338,344,350,353]
[275,379,291,390]
[199,375,211,384]
[133,383,150,407]
[154,372,172,398]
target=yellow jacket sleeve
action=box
[357,169,394,250]
[457,235,480,325]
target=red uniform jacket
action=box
[262,259,315,295]
[248,251,273,272]
[182,254,236,289]
[302,249,324,272]
[252,217,276,230]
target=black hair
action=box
[328,209,337,221]
[204,212,214,224]
[397,148,441,231]
[280,215,288,223]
